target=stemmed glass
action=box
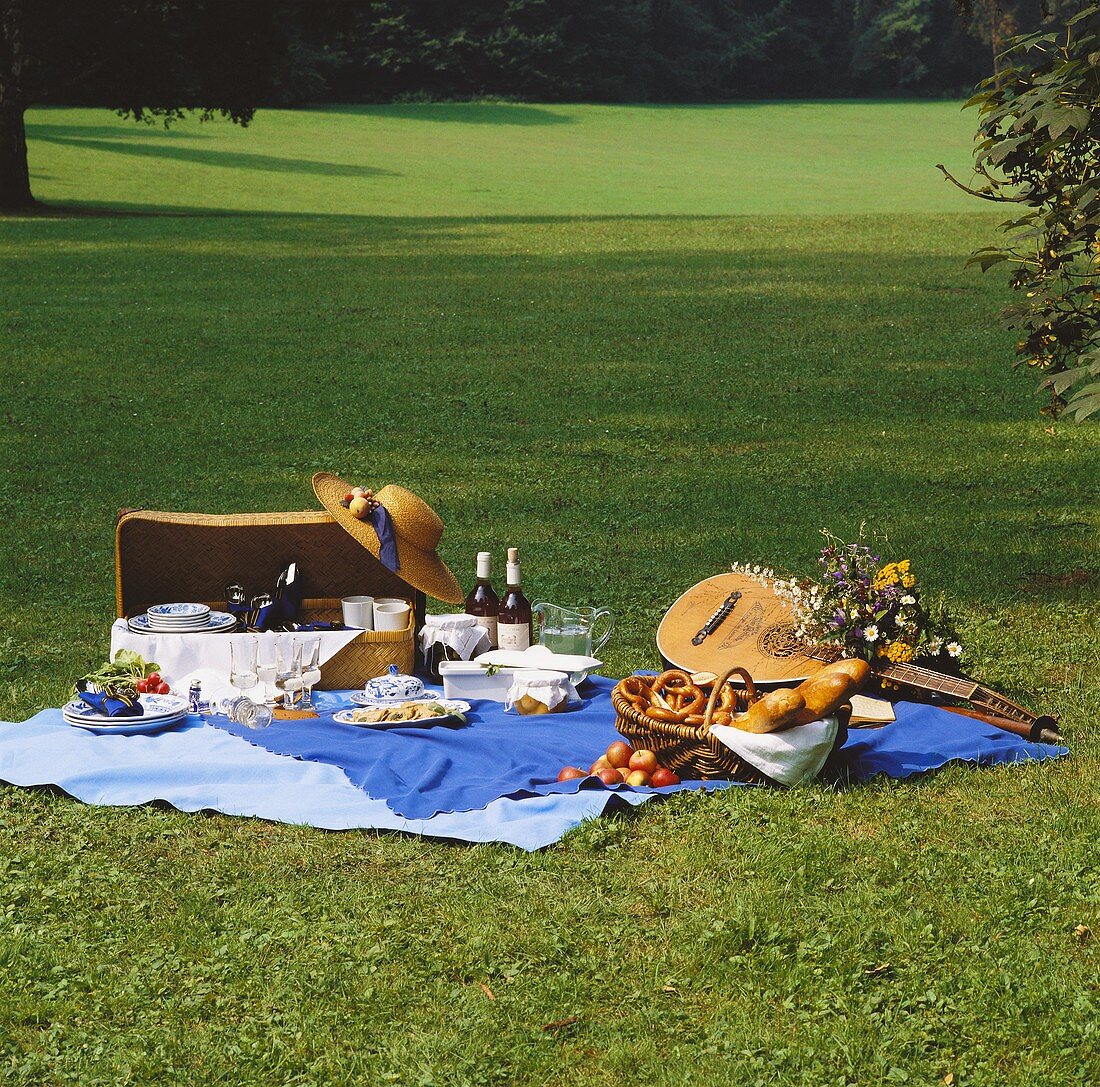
[275,640,304,709]
[299,636,321,710]
[229,636,259,700]
[256,640,278,706]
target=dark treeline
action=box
[255,1,1067,104]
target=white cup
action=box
[374,600,410,632]
[341,595,375,629]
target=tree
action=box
[0,0,291,211]
[943,3,1100,420]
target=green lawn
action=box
[1,103,1098,1086]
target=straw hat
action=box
[312,472,463,604]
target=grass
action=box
[1,103,1098,1086]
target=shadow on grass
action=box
[29,131,400,179]
[316,102,574,126]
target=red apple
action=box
[628,749,658,774]
[650,767,681,788]
[589,756,612,776]
[597,767,622,787]
[557,766,586,782]
[626,769,651,787]
[605,741,634,769]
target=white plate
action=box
[333,700,470,729]
[474,644,602,683]
[147,603,210,619]
[64,692,189,723]
[64,713,188,735]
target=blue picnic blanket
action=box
[208,677,1067,820]
[0,679,1067,849]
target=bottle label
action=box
[497,621,530,651]
[480,615,499,647]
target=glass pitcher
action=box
[532,603,614,657]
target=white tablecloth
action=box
[110,621,363,703]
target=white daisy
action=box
[864,624,879,642]
[947,641,962,658]
[900,595,916,606]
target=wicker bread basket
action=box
[612,666,772,783]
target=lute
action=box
[658,573,1061,742]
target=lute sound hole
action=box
[758,623,802,659]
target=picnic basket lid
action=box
[115,509,425,618]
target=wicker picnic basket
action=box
[611,666,772,783]
[298,597,415,689]
[115,509,426,688]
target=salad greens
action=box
[77,649,160,698]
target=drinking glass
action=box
[207,696,272,730]
[275,640,304,709]
[229,636,259,699]
[256,641,278,706]
[299,636,322,710]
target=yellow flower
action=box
[873,562,899,591]
[883,640,916,664]
[902,574,916,589]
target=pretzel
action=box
[653,671,705,717]
[648,706,685,722]
[619,676,652,712]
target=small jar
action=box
[506,669,578,715]
[419,614,493,681]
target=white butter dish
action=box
[437,661,514,703]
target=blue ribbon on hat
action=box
[77,689,144,718]
[370,504,401,572]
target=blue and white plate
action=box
[148,602,210,619]
[333,700,469,729]
[127,611,236,635]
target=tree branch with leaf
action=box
[942,2,1100,421]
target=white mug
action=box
[374,600,410,632]
[341,595,375,629]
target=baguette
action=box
[815,658,871,688]
[791,658,872,724]
[734,688,806,734]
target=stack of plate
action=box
[63,692,190,734]
[128,602,236,636]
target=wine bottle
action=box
[465,551,500,649]
[497,547,532,651]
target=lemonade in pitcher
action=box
[533,604,613,657]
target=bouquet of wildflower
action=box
[733,531,962,667]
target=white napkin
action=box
[708,717,839,787]
[420,614,491,661]
[505,669,578,712]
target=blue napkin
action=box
[76,689,144,718]
[371,505,400,572]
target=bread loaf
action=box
[793,673,855,725]
[816,658,871,688]
[791,658,871,724]
[734,688,806,734]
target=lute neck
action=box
[876,660,979,701]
